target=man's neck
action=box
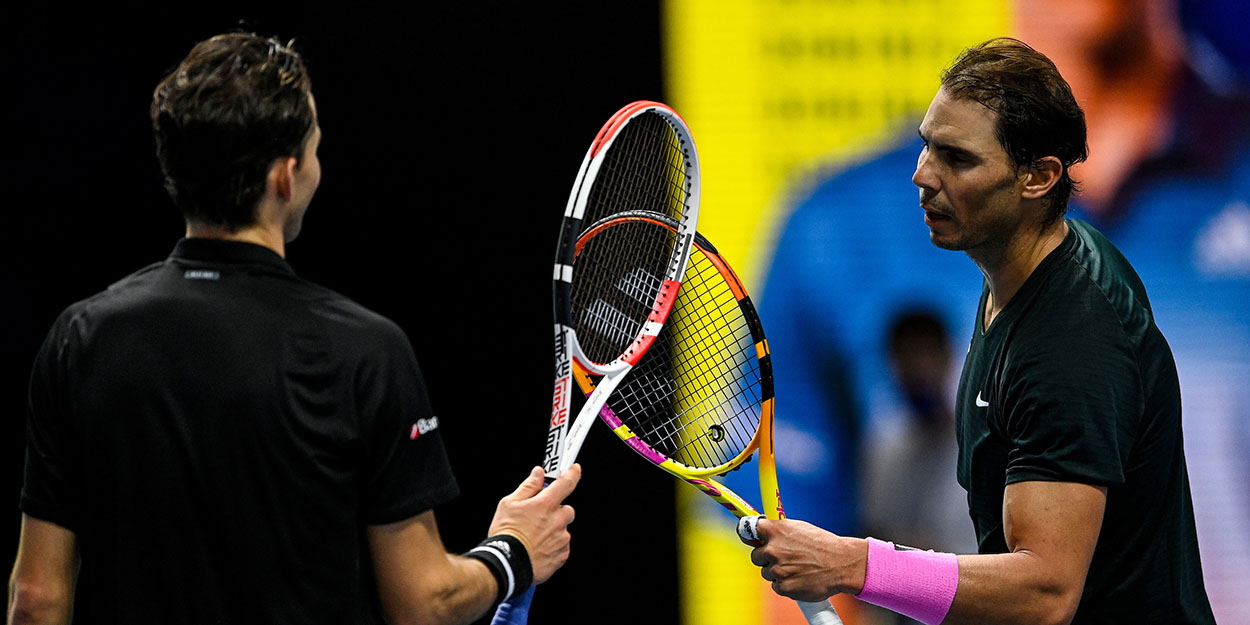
[972,219,1069,330]
[185,223,286,257]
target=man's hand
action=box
[368,465,581,625]
[488,464,581,584]
[745,518,867,602]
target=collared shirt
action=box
[22,238,458,624]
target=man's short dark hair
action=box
[941,37,1088,223]
[152,33,314,231]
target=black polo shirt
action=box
[21,238,459,624]
[956,220,1214,624]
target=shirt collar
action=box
[169,238,295,275]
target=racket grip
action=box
[490,586,534,625]
[736,514,765,544]
[797,599,844,625]
[737,516,843,624]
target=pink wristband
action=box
[855,537,959,625]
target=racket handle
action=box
[738,516,844,625]
[490,586,534,625]
[737,514,764,543]
[797,599,843,625]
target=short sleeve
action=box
[21,310,81,530]
[357,324,459,524]
[998,291,1141,488]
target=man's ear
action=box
[1021,156,1062,200]
[267,156,298,202]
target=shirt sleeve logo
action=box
[410,416,440,440]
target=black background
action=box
[3,3,679,623]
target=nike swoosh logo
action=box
[975,392,990,408]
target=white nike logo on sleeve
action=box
[975,392,990,408]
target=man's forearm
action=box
[417,556,500,625]
[373,550,500,625]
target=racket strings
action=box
[635,330,761,467]
[584,113,690,235]
[606,248,764,470]
[621,349,760,469]
[570,112,693,366]
[571,220,676,365]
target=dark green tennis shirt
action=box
[955,219,1214,624]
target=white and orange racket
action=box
[543,101,700,479]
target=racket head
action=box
[554,101,700,365]
[570,217,839,625]
[571,214,776,511]
[545,102,700,477]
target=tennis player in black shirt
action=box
[743,38,1214,624]
[9,33,579,625]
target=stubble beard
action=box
[929,171,1023,256]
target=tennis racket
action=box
[544,100,701,479]
[571,212,843,625]
[491,102,700,625]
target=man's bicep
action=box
[10,514,78,623]
[942,481,1107,624]
[1002,481,1106,591]
[366,510,453,617]
[12,514,77,582]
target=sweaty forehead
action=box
[919,88,1001,151]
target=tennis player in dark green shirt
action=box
[744,38,1214,625]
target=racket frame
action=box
[567,222,778,517]
[570,219,842,624]
[546,101,701,479]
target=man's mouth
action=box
[922,205,952,224]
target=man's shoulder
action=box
[1066,220,1155,325]
[52,260,170,325]
[1009,222,1150,352]
[57,256,405,347]
[302,285,407,343]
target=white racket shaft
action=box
[559,360,630,473]
[547,322,642,478]
[738,515,844,625]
